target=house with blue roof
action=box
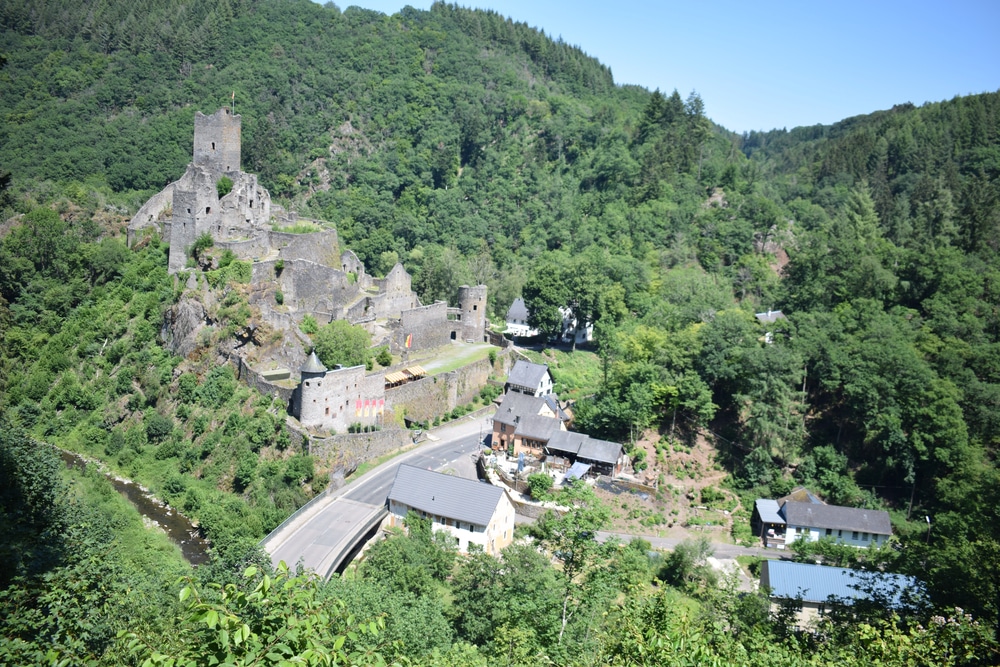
[760,560,924,630]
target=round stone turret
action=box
[458,284,488,342]
[298,350,329,428]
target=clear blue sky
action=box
[329,0,1000,133]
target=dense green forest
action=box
[2,0,1000,664]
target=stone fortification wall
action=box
[371,264,418,318]
[169,188,199,273]
[339,250,366,280]
[296,364,385,434]
[397,302,450,352]
[128,184,175,246]
[277,260,343,316]
[231,353,295,405]
[194,108,241,174]
[386,354,501,422]
[345,296,373,323]
[308,429,412,474]
[215,172,270,239]
[218,237,271,261]
[272,230,340,266]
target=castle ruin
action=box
[127,108,491,436]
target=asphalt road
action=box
[265,412,493,574]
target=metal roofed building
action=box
[760,560,924,630]
[386,464,515,556]
[545,431,626,478]
[505,359,554,397]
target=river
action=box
[60,450,211,566]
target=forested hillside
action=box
[2,0,1000,664]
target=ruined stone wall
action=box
[308,429,412,474]
[169,189,198,273]
[128,184,175,246]
[216,172,270,238]
[231,353,295,406]
[397,302,450,352]
[278,260,341,315]
[372,264,418,319]
[272,230,340,266]
[193,108,241,174]
[217,237,271,261]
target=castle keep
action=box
[128,109,491,436]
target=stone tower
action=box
[193,108,241,174]
[296,350,329,428]
[458,285,488,342]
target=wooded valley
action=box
[1,0,999,664]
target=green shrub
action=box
[300,315,318,334]
[527,472,553,500]
[216,176,233,198]
[275,290,284,305]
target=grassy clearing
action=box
[521,347,602,400]
[421,343,494,374]
[344,442,418,484]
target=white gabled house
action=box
[505,359,554,397]
[386,465,515,556]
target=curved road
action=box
[264,412,493,575]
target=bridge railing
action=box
[260,488,336,550]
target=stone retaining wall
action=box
[308,429,412,474]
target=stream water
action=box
[60,450,211,566]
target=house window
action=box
[212,142,216,150]
[852,531,859,540]
[838,530,842,537]
[862,532,869,540]
[825,528,832,537]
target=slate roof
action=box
[494,392,550,427]
[542,395,570,421]
[507,360,550,390]
[781,501,892,535]
[506,297,530,323]
[761,560,921,606]
[300,350,328,374]
[515,414,562,441]
[547,431,622,465]
[387,464,505,527]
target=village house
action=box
[760,560,923,631]
[752,497,892,549]
[386,464,515,556]
[504,298,537,337]
[545,431,626,478]
[492,391,567,455]
[505,359,554,397]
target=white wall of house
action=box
[784,524,888,548]
[387,494,516,556]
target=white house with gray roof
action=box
[386,465,515,556]
[753,498,892,549]
[506,359,554,397]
